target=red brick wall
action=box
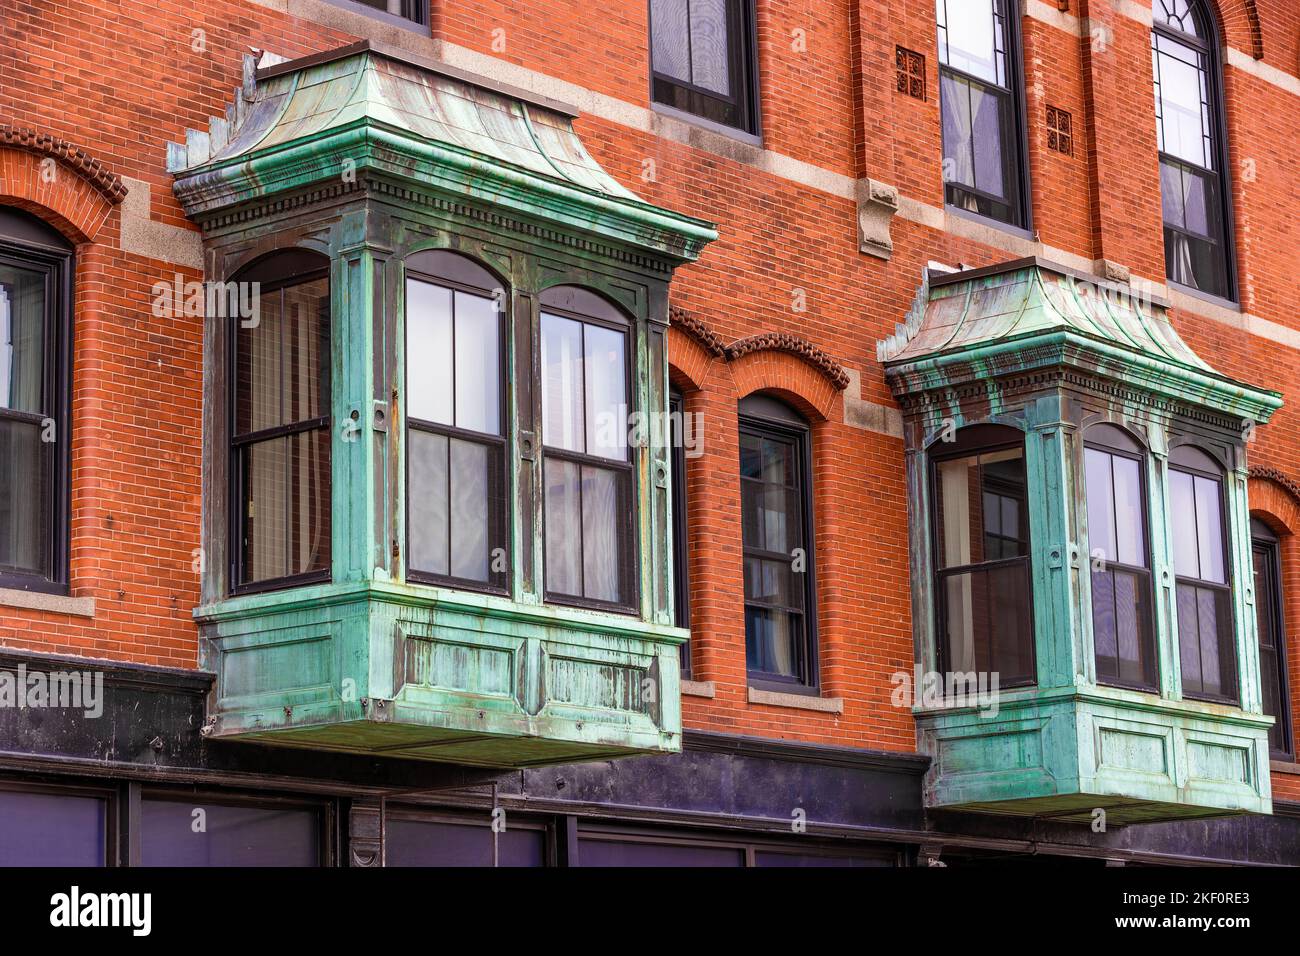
[0,0,1297,769]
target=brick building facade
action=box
[0,0,1297,865]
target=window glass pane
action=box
[650,0,690,82]
[387,818,545,867]
[0,419,48,576]
[1169,470,1199,578]
[1112,569,1151,684]
[236,286,282,435]
[936,447,1025,568]
[243,436,288,582]
[942,562,1033,684]
[583,324,627,460]
[745,605,802,677]
[0,262,46,414]
[1155,39,1208,168]
[453,290,500,435]
[689,0,731,95]
[940,74,975,191]
[1178,581,1235,699]
[0,790,104,866]
[1093,568,1117,673]
[1254,545,1286,751]
[580,465,622,603]
[1177,581,1203,689]
[449,438,492,582]
[1160,161,1186,228]
[288,428,330,578]
[1193,474,1225,584]
[141,800,318,867]
[409,430,449,576]
[1085,447,1116,564]
[970,87,1007,200]
[406,279,453,425]
[755,850,893,867]
[541,313,584,453]
[940,0,999,82]
[544,458,582,596]
[1112,454,1145,566]
[578,836,745,867]
[281,278,330,424]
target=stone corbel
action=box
[856,177,900,260]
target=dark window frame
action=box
[1083,426,1159,692]
[669,388,691,676]
[0,211,73,595]
[739,399,819,694]
[1151,0,1238,302]
[935,0,1034,231]
[928,424,1037,689]
[649,0,761,136]
[403,257,511,597]
[1251,519,1292,759]
[227,254,333,597]
[324,0,429,30]
[539,292,640,616]
[1169,446,1238,704]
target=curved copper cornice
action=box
[669,305,851,392]
[1249,467,1300,504]
[0,125,128,205]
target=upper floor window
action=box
[649,0,759,135]
[740,394,817,690]
[1084,424,1157,690]
[1169,444,1236,702]
[1152,0,1234,300]
[0,207,72,594]
[541,287,637,613]
[936,0,1030,228]
[405,252,509,592]
[1252,518,1291,758]
[669,387,691,674]
[230,251,331,592]
[341,0,428,28]
[931,424,1035,686]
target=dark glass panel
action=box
[408,430,450,576]
[0,261,46,414]
[754,850,893,867]
[1177,581,1236,700]
[689,0,730,95]
[448,438,492,582]
[745,605,803,678]
[1253,543,1288,754]
[287,428,331,578]
[935,447,1026,569]
[141,800,318,867]
[387,818,545,867]
[580,465,622,603]
[0,791,105,867]
[578,837,745,867]
[0,419,48,576]
[941,561,1033,684]
[650,0,691,82]
[544,457,582,597]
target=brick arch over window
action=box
[0,127,126,243]
[1249,470,1300,536]
[1201,0,1265,59]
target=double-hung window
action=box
[1252,518,1291,757]
[405,252,509,592]
[930,424,1035,686]
[230,251,332,592]
[1169,445,1236,701]
[1084,424,1158,690]
[541,288,637,612]
[0,208,71,594]
[740,394,817,690]
[1152,0,1234,299]
[936,0,1030,228]
[649,0,759,135]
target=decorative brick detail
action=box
[1046,106,1074,156]
[669,304,727,357]
[0,125,127,204]
[1250,467,1300,507]
[895,46,925,101]
[725,332,851,392]
[0,146,119,243]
